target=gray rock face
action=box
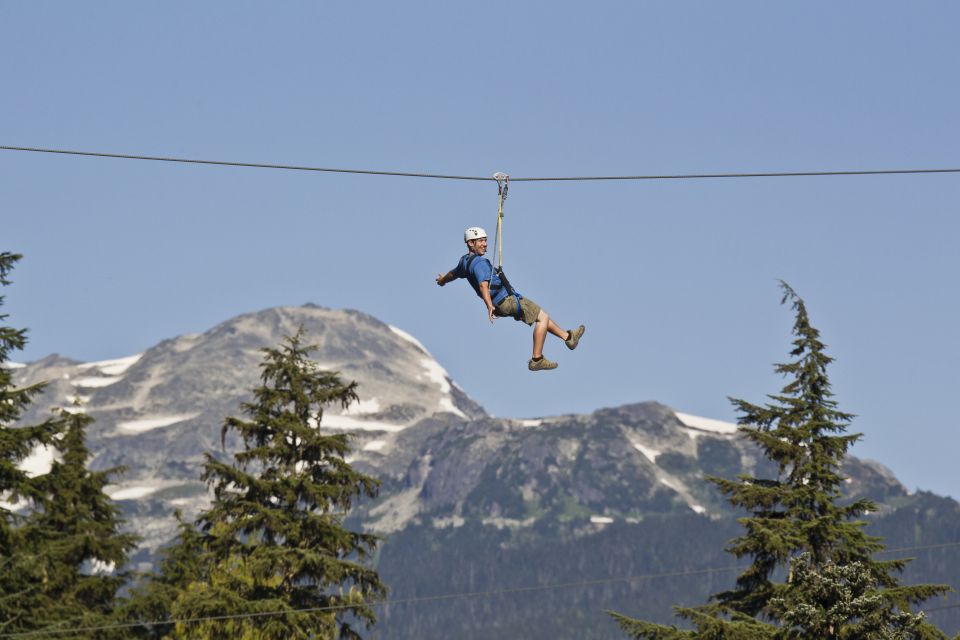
[10,305,908,547]
[12,305,484,548]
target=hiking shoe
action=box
[528,357,558,371]
[565,325,585,350]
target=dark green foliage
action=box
[16,408,139,637]
[697,440,743,481]
[656,452,699,475]
[375,516,743,640]
[610,607,776,640]
[169,328,386,639]
[466,460,529,519]
[769,552,926,640]
[610,283,951,639]
[0,253,67,632]
[0,253,136,637]
[0,253,51,427]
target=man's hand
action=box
[479,281,497,323]
[436,273,447,286]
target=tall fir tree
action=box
[610,283,951,639]
[17,407,139,638]
[170,328,386,639]
[0,252,65,632]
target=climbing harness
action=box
[491,172,523,321]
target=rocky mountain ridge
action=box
[11,305,904,548]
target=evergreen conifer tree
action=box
[171,328,386,639]
[769,552,927,640]
[610,283,950,639]
[17,407,139,637]
[0,252,66,632]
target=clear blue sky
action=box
[3,2,958,498]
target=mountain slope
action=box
[13,305,483,548]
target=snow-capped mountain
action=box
[9,305,960,639]
[12,305,484,547]
[5,303,925,547]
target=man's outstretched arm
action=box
[479,281,496,323]
[436,270,456,286]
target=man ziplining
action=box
[436,226,585,371]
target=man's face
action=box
[467,237,488,255]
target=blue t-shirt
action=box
[452,253,520,306]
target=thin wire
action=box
[0,564,745,638]
[3,145,960,182]
[5,538,960,638]
[0,146,490,181]
[510,168,960,181]
[879,541,960,555]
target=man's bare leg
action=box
[534,315,572,357]
[532,310,551,358]
[546,319,569,341]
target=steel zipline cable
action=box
[2,539,960,638]
[3,145,960,182]
[0,145,490,181]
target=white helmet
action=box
[464,226,487,242]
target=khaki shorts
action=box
[494,295,542,326]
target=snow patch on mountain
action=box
[363,439,388,452]
[77,354,142,376]
[674,411,738,435]
[432,515,465,529]
[419,358,467,418]
[483,516,536,530]
[386,325,468,418]
[388,325,429,354]
[632,441,661,463]
[657,470,710,516]
[106,485,160,501]
[516,418,544,428]
[71,375,124,388]
[368,487,422,533]
[116,414,199,434]
[659,476,685,493]
[320,415,406,433]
